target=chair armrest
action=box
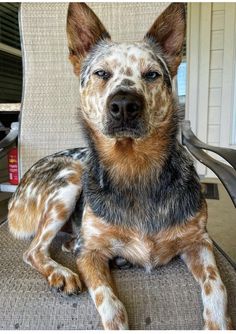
[181,120,236,208]
[182,121,236,169]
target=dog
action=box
[8,3,233,330]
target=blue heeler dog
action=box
[8,3,233,330]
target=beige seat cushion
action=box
[0,221,235,330]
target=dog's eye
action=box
[143,71,161,81]
[94,70,111,80]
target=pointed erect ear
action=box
[145,3,186,77]
[67,3,110,74]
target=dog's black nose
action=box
[108,93,143,122]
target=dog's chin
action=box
[104,127,146,140]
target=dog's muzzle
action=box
[106,90,145,138]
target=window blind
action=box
[0,3,22,103]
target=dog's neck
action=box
[82,109,179,185]
[93,132,170,181]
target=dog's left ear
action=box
[145,3,186,77]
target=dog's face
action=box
[78,41,173,139]
[67,3,185,139]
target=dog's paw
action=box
[102,300,129,330]
[204,317,233,330]
[47,266,82,295]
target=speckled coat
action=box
[8,2,232,330]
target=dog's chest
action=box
[109,232,178,269]
[84,170,188,234]
[81,207,181,268]
[83,170,170,233]
[82,144,202,234]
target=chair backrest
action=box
[19,3,169,177]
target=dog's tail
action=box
[8,194,38,240]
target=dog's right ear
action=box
[67,3,110,75]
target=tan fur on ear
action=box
[67,3,110,75]
[145,3,186,77]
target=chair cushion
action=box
[0,221,235,330]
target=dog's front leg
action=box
[77,251,129,330]
[181,240,233,330]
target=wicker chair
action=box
[0,3,235,330]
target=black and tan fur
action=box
[8,3,233,330]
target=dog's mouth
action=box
[105,126,146,139]
[113,127,142,138]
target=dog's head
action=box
[67,3,185,140]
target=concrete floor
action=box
[0,178,235,264]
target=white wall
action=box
[186,3,236,178]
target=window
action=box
[0,3,22,103]
[176,4,187,107]
[177,61,187,105]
